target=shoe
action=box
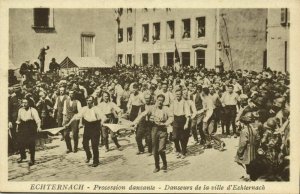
[28,160,35,166]
[73,149,78,153]
[161,165,167,171]
[105,149,109,153]
[17,157,26,163]
[92,162,99,167]
[148,153,153,156]
[219,142,226,151]
[177,154,182,158]
[66,150,72,154]
[136,151,144,155]
[85,158,91,163]
[234,134,238,138]
[153,168,160,173]
[117,147,122,151]
[61,137,64,141]
[227,135,231,138]
[181,154,186,159]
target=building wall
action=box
[9,8,116,70]
[267,9,290,72]
[218,9,268,71]
[116,9,217,69]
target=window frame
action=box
[32,8,55,30]
[153,22,161,41]
[196,16,206,38]
[182,18,191,40]
[142,24,150,43]
[166,20,175,40]
[127,27,133,42]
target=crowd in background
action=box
[8,62,290,181]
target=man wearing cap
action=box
[235,112,260,181]
[36,91,53,130]
[221,84,240,138]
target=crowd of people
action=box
[8,62,290,181]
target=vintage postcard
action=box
[0,0,299,193]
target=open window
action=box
[181,52,190,66]
[166,52,174,67]
[153,23,160,41]
[32,8,54,31]
[182,19,191,39]
[142,24,149,42]
[167,21,175,40]
[195,49,205,68]
[127,54,132,65]
[118,28,123,43]
[118,54,123,64]
[196,17,205,38]
[142,53,148,65]
[127,27,133,41]
[153,53,160,67]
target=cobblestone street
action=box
[8,129,245,181]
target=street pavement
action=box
[8,129,245,181]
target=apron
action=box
[17,109,37,145]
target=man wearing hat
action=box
[49,58,60,73]
[235,111,260,181]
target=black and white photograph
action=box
[1,1,299,193]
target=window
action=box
[182,19,191,39]
[33,8,54,28]
[127,54,132,65]
[118,54,123,64]
[195,50,205,68]
[167,21,175,40]
[166,52,174,67]
[142,53,148,65]
[153,53,160,67]
[127,27,133,41]
[81,33,95,57]
[118,28,123,43]
[196,17,206,38]
[182,52,190,66]
[281,8,289,26]
[153,22,160,41]
[142,24,149,42]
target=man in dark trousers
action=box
[16,97,41,166]
[221,84,240,138]
[133,93,153,155]
[38,46,49,73]
[66,96,106,167]
[53,87,68,140]
[49,58,60,73]
[171,86,191,159]
[190,84,205,145]
[133,94,173,173]
[62,90,81,153]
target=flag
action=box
[174,43,180,63]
